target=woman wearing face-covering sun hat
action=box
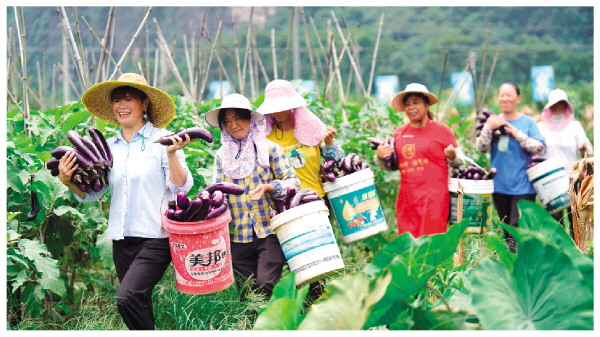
[257,80,345,198]
[537,88,593,227]
[205,93,300,299]
[56,73,193,330]
[375,83,465,239]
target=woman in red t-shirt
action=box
[376,83,463,238]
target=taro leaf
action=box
[484,230,516,272]
[407,307,469,330]
[470,238,593,330]
[297,271,391,330]
[253,272,308,330]
[365,221,469,329]
[18,239,67,299]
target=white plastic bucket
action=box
[526,156,571,214]
[269,200,345,286]
[449,178,494,234]
[322,168,388,243]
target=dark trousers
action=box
[231,233,286,298]
[112,237,172,330]
[492,193,536,252]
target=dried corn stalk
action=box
[569,157,594,253]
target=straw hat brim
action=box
[205,107,263,128]
[392,91,439,112]
[257,92,306,115]
[82,80,175,128]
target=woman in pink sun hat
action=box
[257,79,344,301]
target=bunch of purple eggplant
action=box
[270,188,323,217]
[46,128,112,193]
[527,155,547,169]
[475,108,508,138]
[451,164,497,180]
[321,153,370,182]
[166,182,244,222]
[153,126,213,145]
[368,137,399,170]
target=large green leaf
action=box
[298,271,391,330]
[253,272,308,330]
[61,110,92,133]
[408,307,469,330]
[469,238,593,330]
[18,239,67,298]
[365,221,468,328]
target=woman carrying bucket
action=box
[476,82,546,252]
[205,93,300,299]
[375,83,464,238]
[537,88,593,228]
[257,79,344,301]
[57,73,193,330]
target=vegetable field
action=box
[5,92,594,330]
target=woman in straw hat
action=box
[476,82,545,252]
[57,73,193,330]
[376,83,464,238]
[537,88,592,229]
[257,79,344,301]
[205,93,300,299]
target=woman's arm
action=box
[166,134,192,186]
[476,124,493,153]
[321,126,345,161]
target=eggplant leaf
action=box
[469,238,593,330]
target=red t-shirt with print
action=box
[392,119,458,238]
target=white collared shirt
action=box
[75,121,193,240]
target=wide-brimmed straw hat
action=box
[81,73,175,128]
[543,88,573,111]
[391,83,439,112]
[257,80,306,115]
[205,93,263,128]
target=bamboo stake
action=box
[436,51,449,116]
[62,30,69,103]
[36,61,44,111]
[241,8,254,96]
[153,18,195,111]
[109,7,152,80]
[308,14,327,83]
[324,32,350,99]
[57,62,82,98]
[247,33,256,99]
[439,61,470,122]
[252,33,270,85]
[92,7,114,84]
[202,21,235,94]
[477,23,492,113]
[7,89,24,115]
[14,7,30,125]
[51,63,57,107]
[300,7,320,98]
[183,34,194,96]
[329,39,347,122]
[330,11,367,97]
[271,29,278,79]
[367,13,384,97]
[453,184,466,266]
[73,7,89,88]
[199,21,222,102]
[282,8,295,79]
[480,52,499,110]
[193,31,203,103]
[153,48,159,87]
[57,7,86,89]
[144,11,150,82]
[81,16,120,77]
[230,8,244,94]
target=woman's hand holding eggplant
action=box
[376,143,394,160]
[166,133,191,154]
[485,114,507,130]
[58,152,78,186]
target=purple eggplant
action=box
[324,171,336,182]
[165,208,176,220]
[184,197,205,222]
[368,137,383,150]
[322,158,336,171]
[269,208,278,218]
[173,209,186,221]
[206,203,228,219]
[67,130,101,164]
[154,127,213,145]
[88,128,113,168]
[210,190,225,207]
[475,122,485,130]
[205,182,244,195]
[286,187,297,199]
[176,191,191,210]
[288,191,308,209]
[82,137,105,166]
[46,158,60,170]
[274,199,287,213]
[51,146,94,170]
[482,108,493,117]
[300,193,321,204]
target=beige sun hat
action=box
[543,88,573,111]
[205,93,263,128]
[81,73,175,128]
[257,79,306,115]
[391,83,439,112]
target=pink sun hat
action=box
[257,80,307,114]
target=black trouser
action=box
[230,233,286,298]
[492,193,536,252]
[112,237,172,330]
